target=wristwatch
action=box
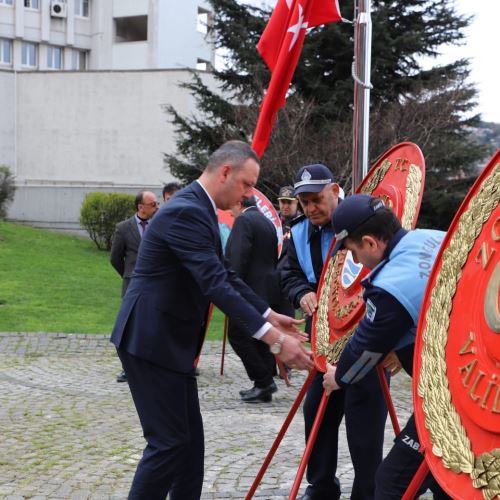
[270,333,286,354]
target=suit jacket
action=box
[110,181,269,373]
[225,206,281,308]
[110,215,141,279]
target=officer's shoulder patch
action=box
[365,298,377,322]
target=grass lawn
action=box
[0,221,225,339]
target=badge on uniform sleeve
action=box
[365,299,377,322]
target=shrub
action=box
[80,192,135,250]
[0,165,16,219]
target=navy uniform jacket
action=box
[111,181,269,374]
[335,228,445,386]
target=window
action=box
[24,0,39,8]
[197,8,212,34]
[0,38,12,65]
[47,45,62,69]
[114,16,147,43]
[74,0,89,17]
[0,0,14,6]
[71,49,87,70]
[21,41,37,67]
[196,59,211,71]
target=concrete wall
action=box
[0,70,15,171]
[6,68,217,230]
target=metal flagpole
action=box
[351,0,373,191]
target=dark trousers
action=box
[303,369,388,499]
[228,321,276,388]
[375,415,451,500]
[118,349,204,500]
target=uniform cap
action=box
[332,194,385,252]
[294,164,335,195]
[277,185,296,200]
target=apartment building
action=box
[0,0,217,231]
[0,0,215,71]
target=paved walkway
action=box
[0,333,414,499]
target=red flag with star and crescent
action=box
[251,0,342,157]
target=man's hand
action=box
[322,363,340,395]
[261,328,313,370]
[381,351,402,375]
[299,292,318,316]
[267,310,308,342]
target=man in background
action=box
[276,185,301,320]
[281,165,387,500]
[226,196,282,403]
[162,182,182,203]
[277,185,300,239]
[110,190,159,382]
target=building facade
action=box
[0,0,215,71]
[0,0,217,231]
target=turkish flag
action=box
[252,0,341,157]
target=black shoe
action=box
[239,386,254,397]
[116,370,127,383]
[298,490,338,500]
[239,382,277,398]
[241,382,277,403]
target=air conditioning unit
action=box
[50,0,67,18]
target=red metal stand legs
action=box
[220,315,229,375]
[401,457,429,500]
[376,365,401,436]
[289,390,330,500]
[245,368,317,500]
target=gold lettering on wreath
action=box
[484,264,500,333]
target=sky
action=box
[240,0,500,123]
[434,0,500,123]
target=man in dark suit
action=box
[226,196,282,403]
[161,182,181,203]
[110,190,159,297]
[111,141,312,500]
[110,190,159,383]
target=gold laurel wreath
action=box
[315,159,422,365]
[417,163,500,500]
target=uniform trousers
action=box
[303,369,388,499]
[228,320,276,388]
[118,348,204,500]
[375,415,451,500]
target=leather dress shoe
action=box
[239,382,277,397]
[241,382,278,403]
[116,370,127,383]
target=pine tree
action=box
[165,0,491,229]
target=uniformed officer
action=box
[323,194,450,499]
[281,166,388,500]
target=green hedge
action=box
[80,192,135,250]
[0,165,16,219]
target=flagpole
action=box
[351,0,372,191]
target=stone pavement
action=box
[0,332,414,500]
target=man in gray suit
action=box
[110,190,159,296]
[110,190,159,382]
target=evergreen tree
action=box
[165,0,491,229]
